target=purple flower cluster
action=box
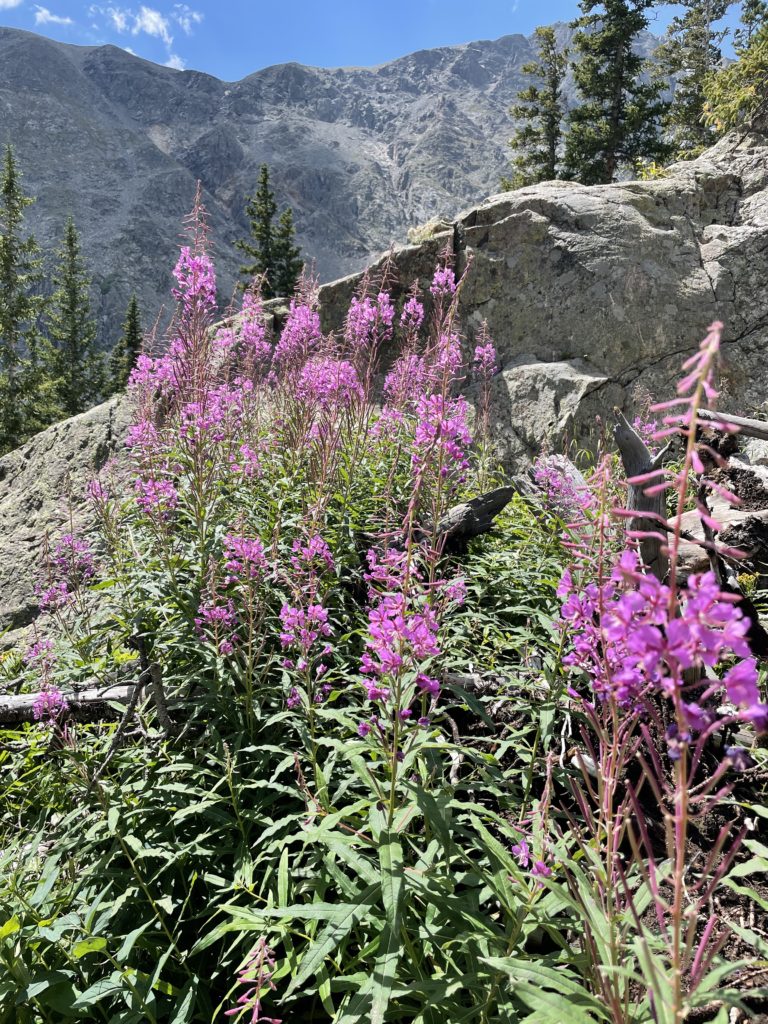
[195,598,238,656]
[215,292,271,370]
[52,533,96,587]
[364,547,411,599]
[134,477,179,516]
[172,245,217,313]
[229,443,262,479]
[279,603,331,654]
[412,393,472,480]
[180,384,244,444]
[559,549,768,734]
[533,455,596,521]
[25,637,56,672]
[37,581,70,613]
[128,352,176,395]
[345,292,395,351]
[361,591,440,701]
[225,938,282,1024]
[87,479,109,505]
[473,341,498,378]
[434,332,463,380]
[223,534,267,582]
[33,687,68,723]
[400,295,425,334]
[383,353,429,411]
[296,357,363,410]
[430,265,457,298]
[126,419,162,455]
[291,534,334,576]
[272,300,322,369]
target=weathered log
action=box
[0,683,136,725]
[433,485,515,553]
[698,408,768,442]
[614,410,670,580]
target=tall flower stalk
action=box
[558,323,766,1022]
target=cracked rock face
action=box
[320,122,768,460]
[3,126,768,644]
[0,397,131,645]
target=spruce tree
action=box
[272,207,303,298]
[108,292,143,392]
[734,0,768,51]
[0,145,48,453]
[502,26,569,189]
[704,21,768,131]
[236,164,303,298]
[47,217,103,417]
[564,0,670,184]
[654,0,729,158]
[236,164,278,296]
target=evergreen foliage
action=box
[734,0,768,52]
[47,216,103,417]
[108,292,143,392]
[654,0,729,158]
[273,206,304,298]
[564,0,670,183]
[0,145,48,454]
[704,21,768,131]
[236,164,303,299]
[502,26,569,189]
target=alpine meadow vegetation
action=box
[1,186,767,1024]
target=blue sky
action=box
[0,0,738,78]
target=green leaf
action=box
[285,882,380,997]
[0,917,20,940]
[371,830,404,1024]
[514,981,601,1023]
[481,959,609,1019]
[72,936,108,959]
[107,806,119,834]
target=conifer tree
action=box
[654,0,729,158]
[564,0,670,184]
[236,164,277,296]
[47,217,103,417]
[272,207,303,298]
[734,0,768,51]
[502,26,569,189]
[704,20,768,131]
[108,292,143,392]
[0,145,48,454]
[236,164,303,298]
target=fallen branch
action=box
[698,408,768,442]
[614,410,671,580]
[431,485,515,553]
[0,683,136,725]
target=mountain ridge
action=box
[0,23,655,344]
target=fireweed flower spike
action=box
[225,938,282,1024]
[558,322,768,1020]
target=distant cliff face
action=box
[0,23,610,344]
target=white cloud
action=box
[34,5,74,25]
[0,0,24,10]
[172,3,202,35]
[164,51,185,69]
[110,7,128,31]
[88,5,130,32]
[132,5,172,46]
